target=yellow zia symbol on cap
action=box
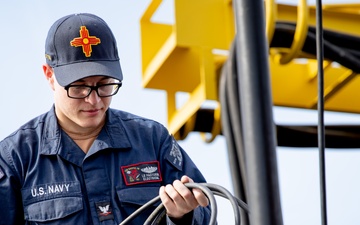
[70,26,101,57]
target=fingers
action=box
[159,176,209,219]
[160,181,192,218]
[181,175,209,207]
[159,180,197,218]
[172,180,198,209]
[159,186,181,218]
[192,187,209,207]
[180,175,192,183]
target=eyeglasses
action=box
[64,82,122,99]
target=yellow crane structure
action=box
[140,0,360,140]
[139,0,360,224]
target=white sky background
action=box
[1,0,360,224]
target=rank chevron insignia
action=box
[70,26,101,57]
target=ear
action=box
[43,64,55,90]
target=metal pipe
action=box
[232,0,283,224]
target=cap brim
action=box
[54,60,123,86]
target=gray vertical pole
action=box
[232,0,283,224]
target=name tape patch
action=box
[121,161,162,186]
[21,181,81,202]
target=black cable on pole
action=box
[315,0,328,225]
[231,0,283,224]
[219,41,249,225]
[220,41,248,201]
[194,21,360,149]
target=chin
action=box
[79,118,103,128]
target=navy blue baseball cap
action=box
[45,13,123,87]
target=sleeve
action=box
[0,145,25,225]
[159,134,213,225]
[166,211,194,225]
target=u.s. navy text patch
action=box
[121,161,162,186]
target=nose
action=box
[85,90,101,105]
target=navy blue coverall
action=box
[0,107,211,224]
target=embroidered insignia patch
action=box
[0,167,4,180]
[95,201,114,222]
[121,161,162,186]
[166,138,183,171]
[70,26,101,57]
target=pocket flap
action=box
[117,187,159,206]
[25,197,83,222]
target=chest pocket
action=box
[117,186,160,223]
[21,181,83,223]
[25,197,83,222]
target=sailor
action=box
[0,13,210,225]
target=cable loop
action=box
[119,182,249,225]
[265,0,277,45]
[279,0,309,64]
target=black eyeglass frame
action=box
[64,82,122,99]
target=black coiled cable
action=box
[119,183,249,225]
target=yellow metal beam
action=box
[140,0,360,139]
[140,0,233,137]
[270,59,360,113]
